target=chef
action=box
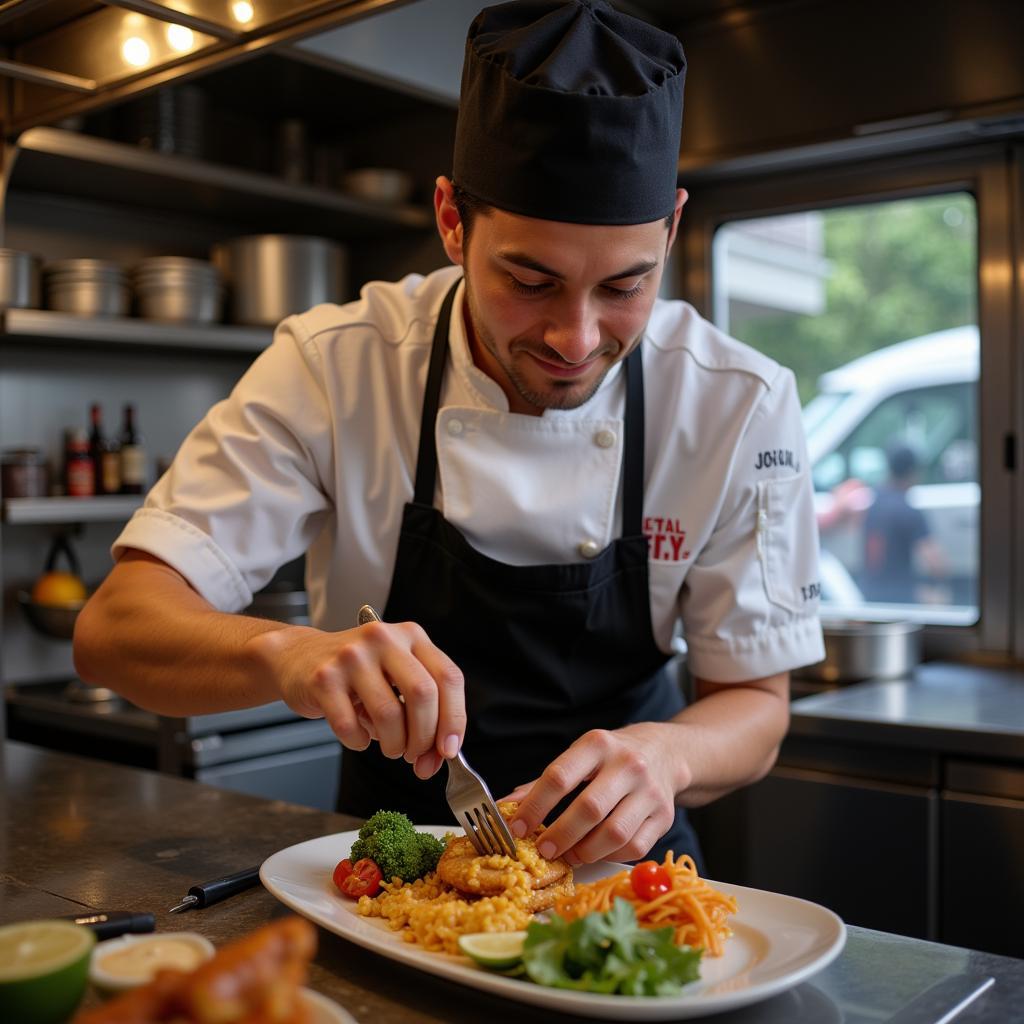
[74,0,824,868]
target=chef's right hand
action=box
[252,620,465,778]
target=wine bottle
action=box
[119,403,146,494]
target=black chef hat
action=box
[453,0,686,226]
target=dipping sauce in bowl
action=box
[89,933,214,992]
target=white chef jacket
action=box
[114,266,824,682]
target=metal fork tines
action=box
[446,750,518,860]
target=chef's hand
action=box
[256,620,465,778]
[501,722,684,865]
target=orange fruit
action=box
[31,571,87,606]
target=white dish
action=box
[89,931,215,992]
[261,826,847,1021]
[299,985,358,1024]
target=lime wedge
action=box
[458,930,528,969]
[0,919,95,1024]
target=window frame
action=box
[676,143,1017,660]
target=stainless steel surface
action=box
[3,308,270,353]
[43,257,129,317]
[4,1,416,133]
[0,54,94,91]
[884,974,995,1024]
[246,585,309,625]
[9,128,433,234]
[0,248,41,309]
[211,234,347,326]
[133,255,223,324]
[795,620,922,683]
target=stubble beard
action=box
[463,279,633,412]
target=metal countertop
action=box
[2,740,1022,1023]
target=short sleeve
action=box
[680,367,825,682]
[112,315,333,611]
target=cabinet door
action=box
[941,790,1024,957]
[746,767,937,939]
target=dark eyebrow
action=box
[496,250,659,283]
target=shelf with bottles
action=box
[0,309,273,354]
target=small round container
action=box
[43,259,129,317]
[340,167,413,205]
[794,619,922,684]
[1,447,48,498]
[0,248,41,309]
[89,932,215,993]
[132,256,223,324]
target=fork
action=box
[356,604,518,860]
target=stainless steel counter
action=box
[790,661,1024,760]
[2,740,1022,1023]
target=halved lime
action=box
[0,919,95,1024]
[458,930,528,969]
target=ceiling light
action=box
[166,24,195,52]
[231,1,255,24]
[121,36,151,68]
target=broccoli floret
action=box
[350,810,445,883]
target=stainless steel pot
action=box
[794,619,922,684]
[0,248,41,309]
[133,257,223,324]
[211,235,347,326]
[44,258,129,317]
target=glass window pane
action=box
[712,193,979,624]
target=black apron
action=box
[338,280,701,866]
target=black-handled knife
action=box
[168,866,261,914]
[59,910,156,940]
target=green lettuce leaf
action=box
[521,897,703,997]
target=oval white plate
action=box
[261,827,846,1021]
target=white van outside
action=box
[803,325,979,615]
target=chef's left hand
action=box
[502,722,685,865]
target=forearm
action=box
[666,672,790,807]
[73,550,299,715]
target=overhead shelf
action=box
[3,496,144,525]
[1,309,273,354]
[9,128,434,237]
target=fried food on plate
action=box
[435,801,573,912]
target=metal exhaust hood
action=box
[0,0,415,135]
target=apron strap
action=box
[413,276,646,536]
[622,345,645,538]
[413,280,461,506]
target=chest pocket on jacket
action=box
[756,475,820,615]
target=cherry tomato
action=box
[630,860,672,900]
[338,857,383,899]
[332,858,354,891]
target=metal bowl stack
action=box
[43,258,129,317]
[133,257,223,324]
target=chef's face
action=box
[435,177,687,415]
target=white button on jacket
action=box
[115,267,824,683]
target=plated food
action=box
[261,826,848,1021]
[333,804,734,999]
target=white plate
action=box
[299,986,358,1024]
[261,827,846,1021]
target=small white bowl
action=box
[89,931,215,992]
